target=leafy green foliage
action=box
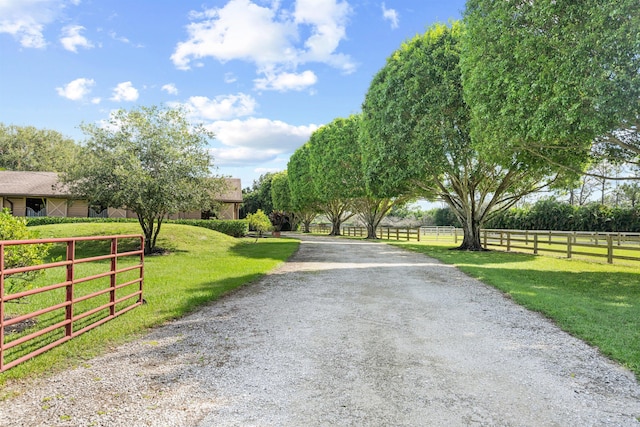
[486,199,640,232]
[246,209,273,237]
[360,22,551,250]
[0,124,79,172]
[241,173,275,217]
[0,209,49,294]
[63,105,225,254]
[461,0,639,172]
[167,219,248,237]
[287,144,319,232]
[270,171,292,212]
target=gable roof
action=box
[0,171,68,197]
[0,171,243,203]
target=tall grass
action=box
[0,223,298,386]
[390,241,640,379]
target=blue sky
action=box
[0,0,466,189]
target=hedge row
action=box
[25,216,249,237]
[485,199,640,232]
[26,217,138,226]
[169,219,248,237]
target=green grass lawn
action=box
[389,240,640,379]
[0,222,299,387]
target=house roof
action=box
[0,171,243,203]
[0,171,68,197]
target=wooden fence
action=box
[482,229,640,264]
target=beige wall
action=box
[4,197,26,216]
[68,200,89,217]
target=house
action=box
[0,171,242,220]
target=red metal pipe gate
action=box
[0,235,144,372]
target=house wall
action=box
[5,197,26,216]
[68,200,89,217]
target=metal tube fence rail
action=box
[482,229,640,264]
[0,234,144,372]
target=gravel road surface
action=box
[1,233,639,426]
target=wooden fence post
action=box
[567,235,572,259]
[607,235,613,264]
[533,233,538,255]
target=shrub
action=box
[169,219,248,237]
[0,208,50,294]
[246,210,273,237]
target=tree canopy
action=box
[64,105,225,254]
[360,22,555,250]
[461,0,640,176]
[287,144,318,233]
[0,123,79,172]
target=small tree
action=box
[246,209,272,240]
[64,105,226,254]
[0,209,49,295]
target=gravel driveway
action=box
[1,233,639,426]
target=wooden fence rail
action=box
[482,229,640,264]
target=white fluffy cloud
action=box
[181,93,257,121]
[56,77,95,101]
[171,0,354,90]
[382,3,399,29]
[254,70,318,92]
[60,25,94,52]
[208,117,318,166]
[161,83,179,95]
[0,0,76,48]
[110,81,139,102]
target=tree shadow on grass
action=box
[228,238,300,262]
[398,242,539,265]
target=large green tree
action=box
[361,22,555,250]
[240,172,275,218]
[461,0,640,178]
[307,116,363,235]
[65,105,225,254]
[0,124,79,172]
[287,144,318,233]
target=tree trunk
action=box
[302,220,312,233]
[366,223,377,239]
[329,217,342,236]
[456,218,484,251]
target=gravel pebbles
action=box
[0,233,639,426]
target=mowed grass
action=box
[389,240,640,379]
[0,222,299,386]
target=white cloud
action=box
[56,77,95,101]
[110,81,139,102]
[60,25,94,52]
[254,70,317,92]
[224,72,237,84]
[181,93,257,121]
[207,117,318,165]
[161,83,179,95]
[171,0,355,90]
[381,3,399,29]
[171,0,296,70]
[0,0,76,48]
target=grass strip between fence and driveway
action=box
[0,222,299,388]
[388,240,640,380]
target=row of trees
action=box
[281,1,638,250]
